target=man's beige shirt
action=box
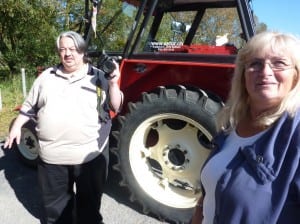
[21,64,108,165]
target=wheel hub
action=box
[163,144,189,170]
[25,136,36,149]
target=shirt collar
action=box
[53,63,89,82]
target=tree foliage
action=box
[0,0,61,74]
[88,0,134,52]
[0,0,267,75]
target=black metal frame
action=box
[121,0,255,58]
[83,0,255,60]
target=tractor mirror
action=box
[122,2,137,17]
[171,21,190,34]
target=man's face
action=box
[58,37,84,73]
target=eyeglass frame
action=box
[58,47,78,54]
[245,58,295,72]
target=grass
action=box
[0,73,36,141]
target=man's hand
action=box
[3,114,30,149]
[3,128,21,149]
[107,61,120,83]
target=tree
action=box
[254,15,267,34]
[0,0,61,74]
[88,0,134,52]
[56,0,86,31]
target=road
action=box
[0,140,169,224]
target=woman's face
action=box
[244,50,297,113]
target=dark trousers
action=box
[37,153,107,224]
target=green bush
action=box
[0,71,36,140]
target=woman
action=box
[192,31,300,224]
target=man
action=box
[4,31,123,224]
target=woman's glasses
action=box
[246,58,294,72]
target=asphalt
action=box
[0,140,169,224]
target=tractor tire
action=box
[11,119,39,168]
[111,86,223,224]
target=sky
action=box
[252,0,300,37]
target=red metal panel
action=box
[119,58,234,111]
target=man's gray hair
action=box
[56,31,90,62]
[56,31,87,52]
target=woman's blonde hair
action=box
[217,31,300,132]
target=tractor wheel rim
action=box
[129,113,212,208]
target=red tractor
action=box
[14,0,255,223]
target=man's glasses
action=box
[245,58,294,72]
[58,47,78,54]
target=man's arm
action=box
[107,61,123,113]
